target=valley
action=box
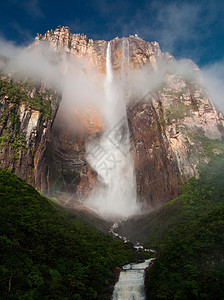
[0,26,224,299]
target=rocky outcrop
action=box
[31,26,162,72]
[128,100,183,206]
[128,73,224,205]
[0,71,95,199]
[130,43,222,206]
[1,26,224,210]
[0,73,59,192]
[45,123,96,204]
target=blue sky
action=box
[0,0,224,66]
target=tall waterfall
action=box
[121,39,130,78]
[85,41,140,219]
[112,259,154,300]
[121,38,130,101]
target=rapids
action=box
[112,259,154,300]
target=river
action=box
[112,258,154,300]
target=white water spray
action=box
[112,259,154,300]
[85,41,140,219]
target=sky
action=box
[0,0,224,67]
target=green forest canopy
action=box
[0,168,134,299]
[146,154,224,299]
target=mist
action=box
[0,35,222,114]
[0,37,70,91]
[202,60,224,113]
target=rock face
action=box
[128,74,224,206]
[33,26,161,73]
[0,75,59,191]
[1,25,224,210]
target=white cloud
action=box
[93,0,223,63]
[202,59,224,112]
[0,37,24,58]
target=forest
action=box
[0,169,134,299]
[146,154,224,299]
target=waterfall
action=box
[106,42,113,83]
[112,259,154,300]
[85,41,140,219]
[122,38,130,77]
[121,38,130,100]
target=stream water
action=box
[112,259,154,300]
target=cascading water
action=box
[121,38,130,93]
[112,259,154,300]
[84,40,140,219]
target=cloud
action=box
[91,0,224,64]
[142,1,224,61]
[0,37,64,91]
[21,0,44,18]
[202,59,224,112]
[0,36,24,58]
[0,35,106,117]
[0,27,223,116]
[145,2,201,51]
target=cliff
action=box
[128,75,224,206]
[32,26,161,72]
[0,25,224,211]
[0,72,58,191]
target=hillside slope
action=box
[147,207,224,299]
[140,155,224,299]
[0,169,134,299]
[117,154,224,247]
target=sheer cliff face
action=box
[128,77,224,206]
[1,26,224,210]
[0,76,59,191]
[33,26,161,72]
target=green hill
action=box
[147,207,224,299]
[117,154,224,249]
[0,169,134,299]
[145,155,224,299]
